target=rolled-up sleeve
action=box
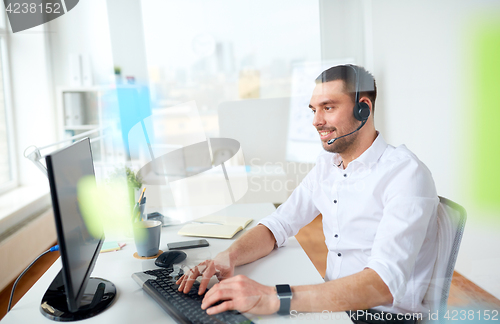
[259,168,320,248]
[365,158,438,306]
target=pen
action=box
[138,187,146,204]
[131,188,147,222]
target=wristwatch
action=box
[275,284,292,315]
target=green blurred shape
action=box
[132,223,148,243]
[472,22,500,209]
[77,176,135,239]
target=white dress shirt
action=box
[259,133,438,315]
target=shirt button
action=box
[337,253,342,257]
[334,234,338,238]
[333,200,337,204]
[343,174,347,177]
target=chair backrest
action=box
[423,196,467,322]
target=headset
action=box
[350,65,371,121]
[327,65,371,145]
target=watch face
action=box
[276,284,292,297]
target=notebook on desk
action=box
[178,215,253,239]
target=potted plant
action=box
[107,166,142,207]
[114,66,122,84]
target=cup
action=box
[133,220,162,257]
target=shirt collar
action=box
[331,132,388,169]
[352,132,387,166]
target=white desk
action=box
[2,203,352,323]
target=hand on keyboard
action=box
[140,268,253,324]
[199,274,280,316]
[176,251,234,295]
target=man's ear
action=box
[360,97,373,114]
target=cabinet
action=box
[56,86,102,135]
[56,86,105,161]
[56,86,162,179]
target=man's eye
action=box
[325,106,333,111]
[311,110,316,114]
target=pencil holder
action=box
[131,200,147,223]
[138,201,147,221]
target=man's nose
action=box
[312,109,325,128]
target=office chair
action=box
[422,196,467,323]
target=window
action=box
[140,0,321,138]
[0,12,16,194]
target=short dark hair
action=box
[315,65,377,112]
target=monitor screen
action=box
[45,138,103,312]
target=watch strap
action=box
[276,284,292,315]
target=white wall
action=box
[318,0,500,299]
[47,0,114,87]
[371,1,464,200]
[369,0,500,298]
[107,0,149,85]
[319,0,366,66]
[320,0,498,203]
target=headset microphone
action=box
[327,119,367,145]
[327,65,370,146]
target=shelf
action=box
[58,86,104,92]
[64,125,99,131]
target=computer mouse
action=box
[155,251,187,268]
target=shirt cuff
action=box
[365,259,406,307]
[258,216,288,248]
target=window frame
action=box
[0,11,19,195]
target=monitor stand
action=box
[40,270,116,321]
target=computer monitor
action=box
[40,138,116,321]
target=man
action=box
[176,65,438,323]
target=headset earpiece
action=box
[353,102,370,121]
[348,64,370,121]
[327,65,371,145]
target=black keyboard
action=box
[134,267,253,324]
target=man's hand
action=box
[176,251,234,295]
[201,275,279,315]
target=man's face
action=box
[309,80,359,154]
